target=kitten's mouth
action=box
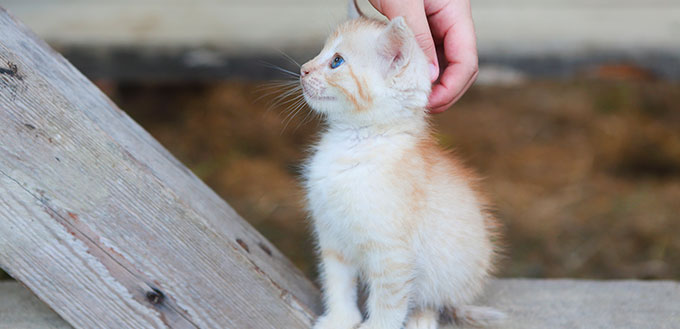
[301,80,335,101]
[306,94,335,101]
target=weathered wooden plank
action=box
[0,7,319,329]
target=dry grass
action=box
[3,78,677,281]
[111,79,680,280]
[444,81,680,279]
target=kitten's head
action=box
[300,15,431,125]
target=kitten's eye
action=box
[330,55,344,69]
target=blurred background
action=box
[1,0,678,281]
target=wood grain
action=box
[0,7,319,329]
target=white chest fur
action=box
[304,127,418,256]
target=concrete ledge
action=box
[0,282,72,329]
[3,0,679,55]
[2,0,679,80]
[478,279,680,329]
[2,279,678,328]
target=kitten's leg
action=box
[358,247,413,329]
[314,249,362,329]
[405,309,438,329]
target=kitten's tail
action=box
[443,305,507,327]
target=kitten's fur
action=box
[300,3,503,329]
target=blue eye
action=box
[330,55,344,69]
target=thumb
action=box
[402,9,438,81]
[368,0,439,81]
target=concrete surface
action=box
[0,282,72,329]
[478,279,680,329]
[1,0,679,80]
[2,279,679,328]
[1,0,678,56]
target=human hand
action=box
[367,0,478,113]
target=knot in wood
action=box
[146,288,165,305]
[236,238,249,252]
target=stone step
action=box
[2,0,678,79]
[2,279,679,329]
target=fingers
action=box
[369,0,479,112]
[426,1,478,112]
[408,17,439,81]
[429,65,477,113]
[368,0,439,81]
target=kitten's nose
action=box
[300,65,311,77]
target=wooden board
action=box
[0,7,319,329]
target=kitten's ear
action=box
[347,0,364,20]
[379,17,413,74]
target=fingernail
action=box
[429,63,438,82]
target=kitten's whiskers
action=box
[255,59,315,134]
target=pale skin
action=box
[367,0,478,113]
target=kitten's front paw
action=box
[355,324,381,329]
[356,321,407,329]
[313,311,362,329]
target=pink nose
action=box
[301,66,311,77]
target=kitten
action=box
[300,3,504,329]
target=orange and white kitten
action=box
[301,4,504,329]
